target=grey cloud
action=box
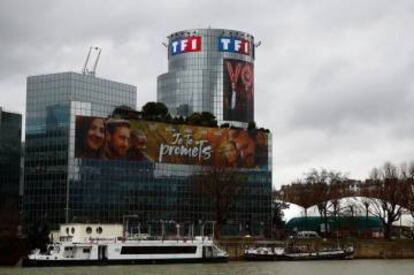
[1,0,414,187]
[289,60,414,132]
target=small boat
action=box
[23,223,228,267]
[244,244,354,261]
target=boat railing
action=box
[114,235,212,243]
[85,237,118,244]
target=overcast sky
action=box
[1,0,413,188]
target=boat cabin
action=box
[52,223,123,243]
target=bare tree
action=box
[362,162,410,239]
[271,190,289,235]
[303,169,348,235]
[276,180,318,217]
[361,198,371,220]
[401,161,414,220]
[348,196,372,219]
[192,167,247,239]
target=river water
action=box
[1,260,414,275]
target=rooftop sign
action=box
[170,36,201,55]
[218,37,252,56]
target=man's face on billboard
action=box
[224,142,238,165]
[109,126,130,157]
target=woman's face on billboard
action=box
[224,142,238,165]
[86,118,105,151]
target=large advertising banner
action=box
[75,116,268,169]
[223,59,254,123]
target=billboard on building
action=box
[75,116,268,169]
[223,59,254,123]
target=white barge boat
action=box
[244,244,354,261]
[23,223,228,266]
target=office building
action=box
[155,29,271,235]
[158,28,256,127]
[24,30,271,236]
[23,72,136,227]
[0,107,22,217]
[70,110,272,236]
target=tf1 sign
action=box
[170,36,201,55]
[218,37,252,56]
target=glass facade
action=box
[0,108,22,212]
[156,29,271,236]
[70,115,273,236]
[24,45,271,236]
[24,72,137,228]
[157,29,255,127]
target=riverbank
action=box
[2,238,414,267]
[218,238,414,260]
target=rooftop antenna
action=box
[254,41,262,48]
[82,46,101,76]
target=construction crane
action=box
[82,46,101,76]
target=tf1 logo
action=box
[170,36,201,55]
[218,37,252,56]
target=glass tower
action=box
[0,107,22,216]
[23,72,136,228]
[156,29,271,236]
[157,28,255,127]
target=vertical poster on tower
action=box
[223,59,254,123]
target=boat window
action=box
[96,226,103,234]
[83,248,91,253]
[120,246,197,254]
[86,227,92,234]
[65,227,69,234]
[71,227,75,234]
